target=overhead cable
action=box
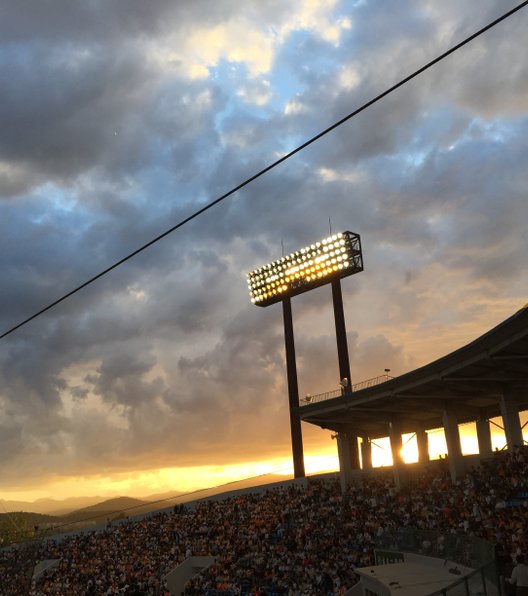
[1,0,527,340]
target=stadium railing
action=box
[374,528,501,595]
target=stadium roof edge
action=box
[300,303,528,437]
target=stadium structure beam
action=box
[416,428,430,463]
[389,418,406,490]
[360,436,372,469]
[442,404,466,481]
[476,411,493,458]
[500,386,524,448]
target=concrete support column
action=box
[442,406,465,483]
[500,387,524,449]
[476,411,492,459]
[361,436,372,470]
[348,433,361,470]
[336,432,353,494]
[389,420,406,491]
[416,429,430,464]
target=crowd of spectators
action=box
[0,446,526,596]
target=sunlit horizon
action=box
[1,412,525,505]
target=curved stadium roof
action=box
[299,304,528,438]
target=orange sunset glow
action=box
[2,412,526,504]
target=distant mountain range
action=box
[0,473,291,518]
[0,496,181,543]
[0,495,108,516]
[0,474,299,545]
[0,493,181,516]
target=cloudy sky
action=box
[1,0,527,501]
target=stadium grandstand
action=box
[1,308,527,596]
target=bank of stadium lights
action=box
[247,231,363,307]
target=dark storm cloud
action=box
[0,43,152,191]
[0,0,241,44]
[0,1,235,198]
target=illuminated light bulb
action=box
[331,259,336,264]
[332,235,337,241]
[310,244,315,249]
[337,232,343,238]
[251,298,255,303]
[344,261,349,267]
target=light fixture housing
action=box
[247,231,363,307]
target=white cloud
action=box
[339,64,361,90]
[284,99,308,115]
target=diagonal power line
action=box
[1,0,527,341]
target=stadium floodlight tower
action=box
[247,231,363,478]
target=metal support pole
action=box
[282,297,305,478]
[331,279,352,392]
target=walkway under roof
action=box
[299,304,528,439]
